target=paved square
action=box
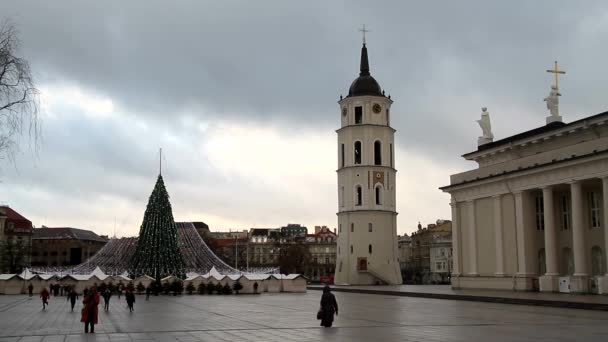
[1,292,607,341]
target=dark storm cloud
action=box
[3,1,608,234]
[5,0,608,161]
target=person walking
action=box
[319,285,338,328]
[68,288,79,312]
[117,284,122,299]
[28,283,34,297]
[145,286,151,301]
[81,287,100,334]
[102,288,112,311]
[125,289,135,312]
[40,287,50,310]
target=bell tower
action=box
[334,40,402,285]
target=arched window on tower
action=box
[374,141,382,165]
[354,141,362,164]
[340,144,345,167]
[375,185,382,205]
[389,144,393,167]
[356,186,362,206]
[369,244,372,254]
[351,223,354,232]
[368,223,372,232]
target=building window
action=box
[340,186,344,207]
[590,192,601,229]
[355,106,363,124]
[350,245,353,254]
[375,186,381,205]
[341,143,345,167]
[351,223,354,232]
[339,224,342,233]
[374,141,382,165]
[560,194,570,230]
[386,108,390,125]
[50,251,57,256]
[369,244,372,254]
[389,143,393,167]
[368,223,372,232]
[43,252,48,256]
[325,257,330,264]
[535,195,544,231]
[356,186,362,206]
[354,141,362,164]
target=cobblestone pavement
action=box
[1,291,607,341]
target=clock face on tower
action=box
[372,103,382,113]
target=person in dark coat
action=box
[145,286,151,301]
[68,288,79,312]
[81,287,100,333]
[40,288,50,310]
[125,289,135,312]
[319,285,338,328]
[102,289,112,311]
[28,283,34,297]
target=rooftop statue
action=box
[477,107,494,146]
[544,85,561,118]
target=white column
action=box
[571,181,588,277]
[514,191,527,275]
[450,197,461,276]
[493,195,505,276]
[542,186,559,275]
[467,200,478,276]
[603,177,608,276]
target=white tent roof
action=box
[226,274,242,281]
[90,267,109,280]
[185,274,202,281]
[64,274,91,281]
[0,274,17,280]
[271,274,304,280]
[39,274,57,280]
[244,274,270,281]
[18,269,38,280]
[134,275,156,281]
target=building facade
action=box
[442,109,608,294]
[404,220,452,284]
[0,206,34,273]
[305,226,337,282]
[31,227,108,267]
[334,42,401,285]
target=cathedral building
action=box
[442,80,608,294]
[334,41,402,285]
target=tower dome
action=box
[347,43,383,97]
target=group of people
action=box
[37,284,137,333]
[37,282,341,332]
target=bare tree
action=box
[0,20,40,164]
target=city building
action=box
[334,40,402,285]
[305,226,337,282]
[0,206,34,273]
[397,234,412,280]
[441,95,608,293]
[429,234,453,284]
[280,223,308,242]
[31,227,108,267]
[406,220,452,284]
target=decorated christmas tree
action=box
[129,174,185,280]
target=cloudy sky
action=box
[2,0,608,237]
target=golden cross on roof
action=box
[546,61,566,88]
[359,24,369,44]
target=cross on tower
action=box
[359,24,370,44]
[546,61,566,88]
